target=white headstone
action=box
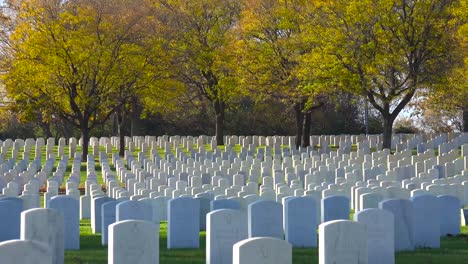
[20,208,65,264]
[207,209,248,264]
[0,240,53,264]
[354,209,394,264]
[233,237,292,264]
[108,220,159,264]
[319,220,367,264]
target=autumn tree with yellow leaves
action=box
[3,0,166,158]
[304,0,460,149]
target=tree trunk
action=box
[463,108,468,132]
[302,111,311,148]
[130,116,135,137]
[61,119,72,138]
[382,115,394,150]
[36,112,52,138]
[294,102,303,149]
[112,112,118,136]
[119,125,125,157]
[40,121,52,139]
[81,127,90,160]
[214,100,225,145]
[116,110,126,157]
[130,99,143,137]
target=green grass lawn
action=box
[64,220,468,264]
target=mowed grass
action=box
[64,220,468,264]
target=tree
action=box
[393,117,420,134]
[0,1,18,59]
[413,0,468,132]
[3,0,156,159]
[150,0,241,145]
[412,105,462,133]
[237,0,327,148]
[450,0,468,132]
[307,0,459,149]
[308,92,365,135]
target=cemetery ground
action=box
[64,219,468,264]
[22,144,468,264]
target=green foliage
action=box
[0,110,38,139]
[2,0,166,151]
[237,0,327,109]
[411,0,468,132]
[0,0,465,140]
[300,0,460,148]
[308,0,457,104]
[147,0,243,143]
[149,0,241,103]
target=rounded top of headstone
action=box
[0,239,52,259]
[284,196,316,207]
[379,198,412,208]
[409,193,437,202]
[109,219,156,230]
[322,195,349,202]
[207,208,241,218]
[0,197,22,203]
[233,236,292,251]
[354,208,394,221]
[319,219,365,229]
[249,199,281,209]
[48,195,79,205]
